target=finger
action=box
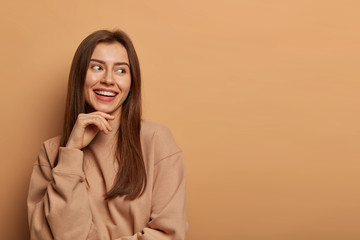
[89,111,115,120]
[91,117,109,134]
[92,115,112,132]
[77,116,106,133]
[79,114,110,130]
[77,113,113,132]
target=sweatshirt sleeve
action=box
[27,143,93,240]
[118,126,188,240]
[118,152,187,240]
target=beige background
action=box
[1,0,359,239]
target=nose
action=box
[100,70,115,85]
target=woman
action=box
[27,29,187,240]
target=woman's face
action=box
[84,42,131,116]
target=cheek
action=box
[116,77,132,92]
[83,74,96,100]
[84,73,99,87]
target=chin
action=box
[87,100,122,114]
[97,105,122,115]
[97,108,116,114]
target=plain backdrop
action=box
[0,0,359,239]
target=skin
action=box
[66,42,131,149]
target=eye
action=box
[91,65,102,71]
[116,68,126,73]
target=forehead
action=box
[91,42,129,63]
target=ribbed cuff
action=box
[54,147,84,173]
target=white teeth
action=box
[95,90,117,97]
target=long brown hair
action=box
[60,29,146,200]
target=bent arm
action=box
[27,145,93,240]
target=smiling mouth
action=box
[94,90,118,97]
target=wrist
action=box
[65,140,81,150]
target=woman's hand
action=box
[66,111,115,150]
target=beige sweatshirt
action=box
[27,121,187,240]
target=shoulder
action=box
[141,120,177,143]
[141,120,182,163]
[36,135,62,168]
[43,135,62,150]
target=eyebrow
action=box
[90,58,130,67]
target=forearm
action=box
[28,147,92,240]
